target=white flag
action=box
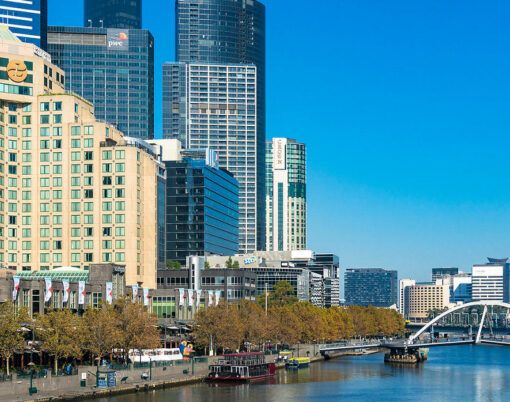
[62,280,70,303]
[44,278,52,302]
[13,276,20,301]
[196,290,202,307]
[187,290,194,307]
[208,291,213,306]
[106,282,113,304]
[78,281,86,305]
[215,290,221,306]
[143,287,149,306]
[132,285,138,302]
[178,288,185,307]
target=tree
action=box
[232,260,240,269]
[257,281,299,309]
[225,257,234,269]
[34,309,83,373]
[166,260,182,270]
[114,297,161,363]
[82,303,122,367]
[204,261,211,269]
[0,302,30,376]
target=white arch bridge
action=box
[319,301,510,358]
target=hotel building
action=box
[405,283,450,320]
[0,29,160,288]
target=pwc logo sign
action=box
[107,29,129,51]
[7,60,28,82]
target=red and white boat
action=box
[206,352,276,382]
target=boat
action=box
[286,357,310,368]
[206,352,276,382]
[127,348,183,363]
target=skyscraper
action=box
[47,26,154,140]
[84,0,142,29]
[163,62,257,253]
[173,0,266,251]
[0,0,47,50]
[265,138,306,251]
[344,268,398,307]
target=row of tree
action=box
[193,298,405,353]
[0,297,160,375]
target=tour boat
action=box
[128,348,183,363]
[286,357,310,368]
[206,352,276,382]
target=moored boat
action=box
[206,352,276,382]
[286,357,310,368]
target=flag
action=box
[143,287,150,306]
[62,279,70,303]
[215,290,221,306]
[187,290,193,307]
[44,278,52,302]
[132,285,138,302]
[78,281,85,305]
[196,290,202,307]
[208,291,213,306]
[12,276,20,301]
[106,282,113,304]
[178,288,185,307]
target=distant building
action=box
[472,258,509,302]
[432,267,459,282]
[344,268,397,307]
[47,26,154,140]
[450,275,472,303]
[405,283,450,320]
[265,138,306,251]
[0,0,47,49]
[148,139,239,265]
[399,279,416,316]
[84,0,142,29]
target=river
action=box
[98,345,510,401]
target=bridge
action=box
[319,301,510,360]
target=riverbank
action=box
[9,345,382,402]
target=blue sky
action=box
[49,1,510,281]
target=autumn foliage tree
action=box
[0,302,30,376]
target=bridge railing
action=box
[319,340,381,350]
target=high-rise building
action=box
[344,268,398,307]
[84,0,142,29]
[450,275,472,303]
[173,0,266,251]
[162,62,256,253]
[149,139,239,265]
[432,267,459,282]
[47,26,154,140]
[0,31,160,287]
[472,258,509,302]
[0,0,47,50]
[399,279,415,316]
[405,283,450,320]
[265,138,306,251]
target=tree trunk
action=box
[6,356,9,377]
[54,356,58,375]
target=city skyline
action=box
[47,0,510,281]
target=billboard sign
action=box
[107,29,129,51]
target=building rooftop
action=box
[0,26,21,43]
[18,267,90,282]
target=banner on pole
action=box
[78,281,86,305]
[196,290,202,307]
[208,291,213,306]
[143,287,150,306]
[106,282,113,304]
[12,276,20,301]
[215,290,221,306]
[187,289,194,307]
[132,285,138,303]
[44,278,52,302]
[62,279,70,303]
[178,288,185,307]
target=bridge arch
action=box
[408,300,510,343]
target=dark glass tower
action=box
[174,0,266,251]
[47,26,154,140]
[84,0,142,29]
[0,0,47,50]
[344,269,398,307]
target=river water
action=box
[98,345,510,401]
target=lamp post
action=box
[28,362,36,395]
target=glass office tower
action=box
[84,0,142,29]
[344,268,398,307]
[163,62,256,253]
[173,0,266,251]
[0,0,47,49]
[47,26,154,140]
[266,138,306,251]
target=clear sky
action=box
[48,0,510,282]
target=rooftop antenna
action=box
[88,19,92,28]
[99,19,103,28]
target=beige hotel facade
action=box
[0,28,160,288]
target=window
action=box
[84,126,94,135]
[115,162,125,173]
[84,228,93,237]
[84,215,93,224]
[84,202,93,211]
[115,240,125,249]
[71,202,80,212]
[115,150,125,159]
[102,253,112,262]
[40,140,49,149]
[71,164,80,173]
[53,139,62,149]
[84,240,93,249]
[102,163,112,173]
[53,127,62,136]
[71,139,80,148]
[71,190,80,199]
[22,128,31,137]
[102,150,112,160]
[71,126,80,136]
[53,102,62,111]
[84,189,93,198]
[115,201,125,211]
[22,141,31,150]
[71,228,80,237]
[84,164,93,173]
[115,176,125,185]
[102,176,112,185]
[71,215,80,225]
[71,152,80,161]
[115,227,125,236]
[53,153,62,162]
[71,177,80,186]
[53,114,62,124]
[40,241,49,250]
[84,139,93,148]
[40,153,49,162]
[40,115,49,124]
[115,214,125,224]
[40,102,49,112]
[115,189,125,198]
[84,151,93,160]
[40,127,49,136]
[102,189,112,198]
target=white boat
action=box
[128,348,183,363]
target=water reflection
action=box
[97,346,510,402]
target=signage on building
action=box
[6,60,28,82]
[244,256,256,265]
[107,29,129,51]
[274,138,286,170]
[34,47,51,63]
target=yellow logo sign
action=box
[6,60,28,83]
